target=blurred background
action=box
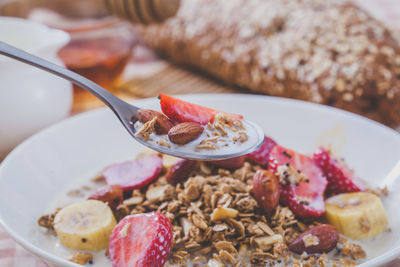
[0,0,399,158]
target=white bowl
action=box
[0,94,399,266]
[0,17,73,159]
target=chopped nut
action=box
[213,224,228,232]
[184,183,200,201]
[68,252,93,265]
[123,196,144,206]
[359,215,371,233]
[257,221,275,236]
[211,207,239,221]
[219,249,236,264]
[38,212,57,230]
[254,235,283,251]
[135,117,157,141]
[302,234,319,247]
[350,243,366,260]
[192,213,208,230]
[146,184,175,203]
[119,222,131,238]
[180,217,193,238]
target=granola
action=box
[109,161,366,266]
[39,141,389,266]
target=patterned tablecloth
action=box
[1,0,400,266]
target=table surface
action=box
[1,0,400,266]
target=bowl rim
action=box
[0,94,399,267]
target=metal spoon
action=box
[0,41,265,160]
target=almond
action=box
[138,109,173,134]
[289,224,339,254]
[168,122,204,145]
[253,170,280,214]
[165,159,197,185]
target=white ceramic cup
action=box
[0,17,73,159]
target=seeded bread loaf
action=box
[139,0,400,126]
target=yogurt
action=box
[133,113,263,160]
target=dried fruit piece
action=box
[109,212,173,267]
[289,224,339,254]
[165,159,197,185]
[159,93,243,125]
[208,156,245,170]
[253,170,280,215]
[88,185,123,210]
[104,156,162,191]
[246,136,277,167]
[313,147,366,195]
[168,122,204,145]
[138,109,173,134]
[269,146,327,219]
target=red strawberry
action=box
[246,135,277,167]
[109,212,173,267]
[104,156,162,191]
[313,147,366,195]
[269,146,328,219]
[159,93,243,125]
[208,156,245,170]
[165,159,197,185]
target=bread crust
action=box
[139,0,400,126]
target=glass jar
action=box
[57,20,136,91]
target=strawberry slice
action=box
[313,147,366,195]
[269,146,328,219]
[104,156,162,191]
[246,136,277,167]
[159,93,243,125]
[109,212,173,267]
[208,156,245,170]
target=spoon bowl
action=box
[0,41,265,160]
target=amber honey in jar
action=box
[57,20,136,91]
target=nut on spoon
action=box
[0,41,265,160]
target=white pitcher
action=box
[0,16,72,159]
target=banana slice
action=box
[325,192,387,240]
[135,147,160,160]
[162,154,180,169]
[54,200,116,251]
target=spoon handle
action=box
[0,41,128,112]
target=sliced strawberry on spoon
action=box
[246,135,277,167]
[104,156,162,191]
[159,93,243,125]
[109,212,173,267]
[313,147,366,195]
[269,146,328,219]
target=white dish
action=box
[0,16,73,159]
[0,94,399,267]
